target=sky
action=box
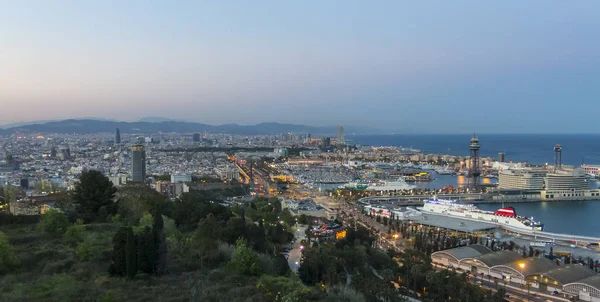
[1,1,599,133]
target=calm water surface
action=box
[477,201,600,237]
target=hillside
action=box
[0,119,380,135]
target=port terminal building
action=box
[432,245,600,301]
[494,167,600,201]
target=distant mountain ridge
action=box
[0,119,381,136]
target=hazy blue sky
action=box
[1,1,599,133]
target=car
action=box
[447,264,454,268]
[551,290,559,295]
[475,280,482,285]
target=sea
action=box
[344,134,600,237]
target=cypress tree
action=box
[125,227,137,279]
[137,226,156,274]
[153,208,168,275]
[109,227,128,276]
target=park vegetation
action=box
[1,169,510,301]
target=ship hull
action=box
[420,203,544,232]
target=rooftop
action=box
[432,245,492,261]
[541,264,597,285]
[565,274,600,290]
[503,257,558,276]
[472,250,523,268]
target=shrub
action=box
[228,238,262,276]
[133,212,153,235]
[326,285,367,302]
[0,231,20,273]
[30,273,81,300]
[0,212,40,225]
[37,209,69,236]
[64,219,85,245]
[76,239,96,262]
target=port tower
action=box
[468,135,481,188]
[554,144,562,172]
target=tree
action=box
[37,209,69,236]
[298,214,309,225]
[64,219,85,245]
[125,227,137,279]
[109,227,128,276]
[136,226,156,274]
[153,208,168,275]
[117,184,168,226]
[228,238,262,276]
[0,231,19,273]
[1,185,20,204]
[71,170,117,222]
[174,191,232,231]
[528,246,534,257]
[192,213,219,269]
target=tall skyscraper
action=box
[192,133,200,142]
[131,145,146,182]
[337,125,345,145]
[115,128,121,144]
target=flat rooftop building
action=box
[498,168,546,191]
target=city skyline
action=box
[2,1,600,133]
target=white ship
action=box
[419,197,544,231]
[434,165,456,175]
[341,178,416,191]
[366,179,416,191]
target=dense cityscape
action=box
[1,123,600,301]
[2,1,600,301]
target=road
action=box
[287,224,308,273]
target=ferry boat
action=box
[419,197,544,231]
[341,178,415,191]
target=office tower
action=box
[115,128,121,144]
[498,152,505,162]
[337,125,345,145]
[192,133,200,142]
[131,145,146,182]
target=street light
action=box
[519,263,525,295]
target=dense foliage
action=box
[0,174,512,301]
[37,209,69,236]
[0,232,19,273]
[70,170,118,223]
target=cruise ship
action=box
[419,197,544,231]
[341,178,416,191]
